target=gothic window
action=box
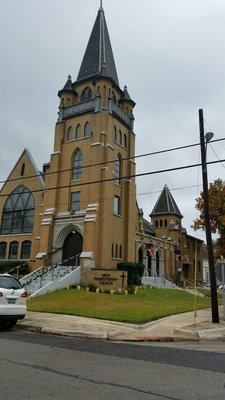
[115,154,122,184]
[164,219,168,227]
[155,220,159,228]
[114,196,121,215]
[81,87,92,102]
[160,219,163,228]
[0,242,7,260]
[9,241,19,260]
[21,241,31,259]
[111,244,114,258]
[124,134,127,148]
[113,126,117,141]
[119,130,122,145]
[119,245,122,259]
[72,150,82,180]
[84,121,91,137]
[112,91,117,104]
[67,126,74,141]
[115,244,118,258]
[67,99,71,106]
[75,124,81,139]
[71,192,81,212]
[1,186,35,235]
[21,163,25,176]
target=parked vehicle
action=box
[0,274,27,329]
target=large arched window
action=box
[21,240,32,259]
[67,126,74,141]
[1,186,35,235]
[81,87,92,102]
[72,150,82,181]
[84,121,91,137]
[0,242,7,260]
[115,154,122,184]
[75,124,81,139]
[9,241,19,260]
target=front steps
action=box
[142,276,179,289]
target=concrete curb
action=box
[173,327,225,342]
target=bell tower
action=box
[38,4,137,271]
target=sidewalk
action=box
[16,307,225,342]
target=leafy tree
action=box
[193,178,225,257]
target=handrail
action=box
[2,262,28,280]
[161,273,176,288]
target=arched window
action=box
[112,91,117,104]
[9,241,19,260]
[119,130,122,145]
[75,124,81,139]
[21,163,25,176]
[160,219,163,228]
[111,244,114,258]
[72,150,82,181]
[0,242,7,260]
[21,240,32,259]
[115,244,118,258]
[1,186,35,234]
[84,121,91,137]
[164,219,168,227]
[155,220,159,228]
[67,126,74,141]
[124,134,127,148]
[67,98,71,106]
[81,87,92,102]
[115,154,122,184]
[113,126,117,141]
[119,245,122,259]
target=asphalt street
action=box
[0,330,225,400]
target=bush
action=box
[117,262,145,286]
[0,261,29,276]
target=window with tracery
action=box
[81,87,92,102]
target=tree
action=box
[193,178,225,257]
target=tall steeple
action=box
[150,185,183,218]
[77,6,119,88]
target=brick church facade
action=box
[0,5,203,285]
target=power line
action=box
[0,157,224,199]
[209,143,225,170]
[1,137,225,187]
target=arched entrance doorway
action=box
[62,231,83,266]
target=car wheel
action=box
[0,320,17,330]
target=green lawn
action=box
[28,287,213,324]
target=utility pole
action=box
[199,109,219,323]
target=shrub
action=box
[117,262,145,286]
[0,261,29,276]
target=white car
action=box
[0,274,27,329]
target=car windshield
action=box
[0,276,22,290]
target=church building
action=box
[0,4,203,287]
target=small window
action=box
[21,241,31,259]
[75,124,81,139]
[81,87,92,102]
[115,244,118,258]
[112,92,117,104]
[67,99,71,106]
[71,192,81,212]
[124,134,127,148]
[0,242,7,260]
[84,121,91,137]
[119,130,122,145]
[114,196,121,215]
[9,241,19,260]
[160,219,163,228]
[67,126,74,141]
[164,219,168,227]
[21,163,25,176]
[111,244,114,258]
[114,126,117,141]
[119,245,122,259]
[72,150,82,180]
[115,154,122,185]
[155,220,159,228]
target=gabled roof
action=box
[58,74,77,97]
[150,185,183,218]
[77,6,119,88]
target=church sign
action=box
[81,269,128,290]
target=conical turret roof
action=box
[77,6,119,87]
[150,185,183,218]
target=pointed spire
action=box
[150,185,183,218]
[77,7,119,87]
[120,85,136,106]
[58,74,77,97]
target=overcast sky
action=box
[1,0,225,241]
